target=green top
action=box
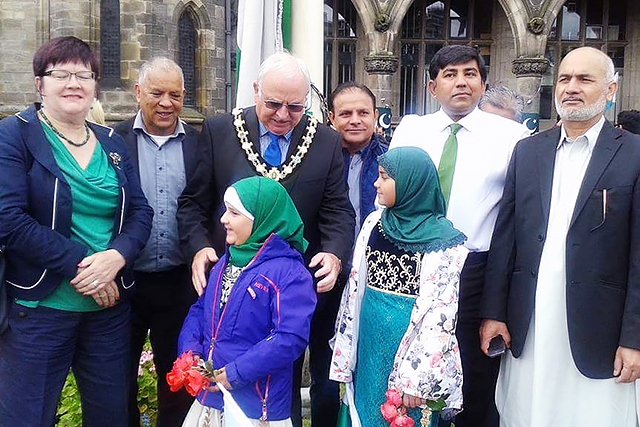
[377,147,466,253]
[227,176,307,267]
[17,122,119,312]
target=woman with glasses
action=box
[0,36,152,425]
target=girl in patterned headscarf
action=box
[178,176,316,427]
[331,147,468,427]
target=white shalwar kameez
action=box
[496,122,638,427]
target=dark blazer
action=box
[177,106,355,266]
[482,120,640,378]
[0,105,153,300]
[112,116,200,183]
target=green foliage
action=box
[56,373,82,426]
[55,339,159,426]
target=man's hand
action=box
[309,252,342,293]
[191,247,219,296]
[613,346,640,383]
[480,319,511,356]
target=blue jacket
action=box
[342,133,388,230]
[0,105,153,300]
[178,234,316,421]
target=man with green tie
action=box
[390,45,529,427]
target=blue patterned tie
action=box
[264,132,282,166]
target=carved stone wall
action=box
[0,0,226,119]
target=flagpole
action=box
[290,0,324,119]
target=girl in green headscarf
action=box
[178,176,316,427]
[331,147,469,427]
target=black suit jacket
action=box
[482,120,640,378]
[112,116,200,183]
[176,106,355,267]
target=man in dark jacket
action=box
[328,81,388,237]
[176,52,354,427]
[481,46,640,425]
[113,57,199,427]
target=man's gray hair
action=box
[479,86,524,122]
[256,51,311,95]
[137,57,185,89]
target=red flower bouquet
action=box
[166,351,213,397]
[380,389,415,427]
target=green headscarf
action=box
[377,147,466,253]
[225,176,308,267]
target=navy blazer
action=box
[0,105,153,300]
[112,116,200,183]
[482,120,640,378]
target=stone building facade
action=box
[326,0,640,129]
[0,0,639,130]
[0,0,228,122]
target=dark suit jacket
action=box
[112,116,200,183]
[176,106,355,267]
[482,120,640,379]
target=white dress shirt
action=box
[390,108,530,252]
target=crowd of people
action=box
[0,35,639,427]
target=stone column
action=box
[364,54,398,108]
[512,56,550,132]
[362,11,398,125]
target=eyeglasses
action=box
[43,70,95,82]
[262,97,306,113]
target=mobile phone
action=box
[487,335,506,358]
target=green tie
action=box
[437,123,462,208]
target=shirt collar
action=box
[133,110,186,138]
[558,115,605,152]
[433,107,485,134]
[259,123,293,142]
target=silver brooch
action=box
[109,152,122,166]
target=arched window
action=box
[541,0,628,122]
[399,0,493,115]
[178,10,197,107]
[100,0,121,87]
[323,0,358,97]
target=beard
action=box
[555,90,607,122]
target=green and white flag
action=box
[235,0,291,108]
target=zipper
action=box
[254,375,270,426]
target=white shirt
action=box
[390,108,530,252]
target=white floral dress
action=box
[330,209,468,426]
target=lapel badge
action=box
[109,152,122,167]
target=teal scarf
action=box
[227,176,308,267]
[377,147,466,253]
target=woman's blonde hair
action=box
[86,99,105,125]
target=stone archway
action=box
[348,0,415,111]
[495,0,565,122]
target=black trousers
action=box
[128,265,197,427]
[291,284,343,427]
[450,254,500,427]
